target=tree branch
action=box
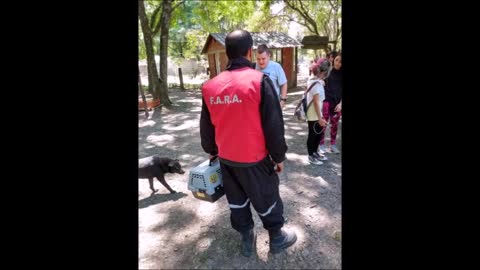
[335,20,341,40]
[300,17,316,34]
[152,22,162,36]
[172,0,185,11]
[139,0,152,36]
[297,0,319,34]
[284,0,319,35]
[324,8,332,38]
[150,5,162,31]
[273,14,315,34]
[327,0,339,11]
[152,22,161,36]
[152,0,181,36]
[324,26,330,39]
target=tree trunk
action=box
[138,0,161,101]
[158,0,174,106]
[139,69,149,119]
[158,35,161,77]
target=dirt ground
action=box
[138,79,342,269]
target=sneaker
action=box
[331,144,340,154]
[319,144,328,154]
[308,155,323,165]
[313,152,328,161]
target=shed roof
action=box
[300,35,330,50]
[201,32,302,54]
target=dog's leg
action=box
[148,177,159,195]
[156,175,176,194]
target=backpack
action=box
[293,81,319,122]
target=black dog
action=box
[139,156,185,194]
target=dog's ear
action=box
[168,160,175,167]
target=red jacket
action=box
[200,57,287,165]
[202,67,267,163]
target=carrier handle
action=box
[209,155,218,166]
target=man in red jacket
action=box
[200,30,297,257]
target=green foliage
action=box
[282,0,342,49]
[169,0,204,63]
[139,0,342,63]
[246,1,286,32]
[192,0,256,33]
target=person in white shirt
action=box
[255,44,288,109]
[305,58,330,165]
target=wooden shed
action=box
[201,32,302,89]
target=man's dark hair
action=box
[225,30,253,59]
[257,44,271,56]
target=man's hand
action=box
[274,161,284,173]
[280,100,285,109]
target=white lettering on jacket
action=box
[209,94,242,105]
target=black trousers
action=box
[220,156,284,233]
[307,120,323,155]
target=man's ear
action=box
[247,48,252,61]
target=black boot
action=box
[269,228,297,254]
[240,229,256,257]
